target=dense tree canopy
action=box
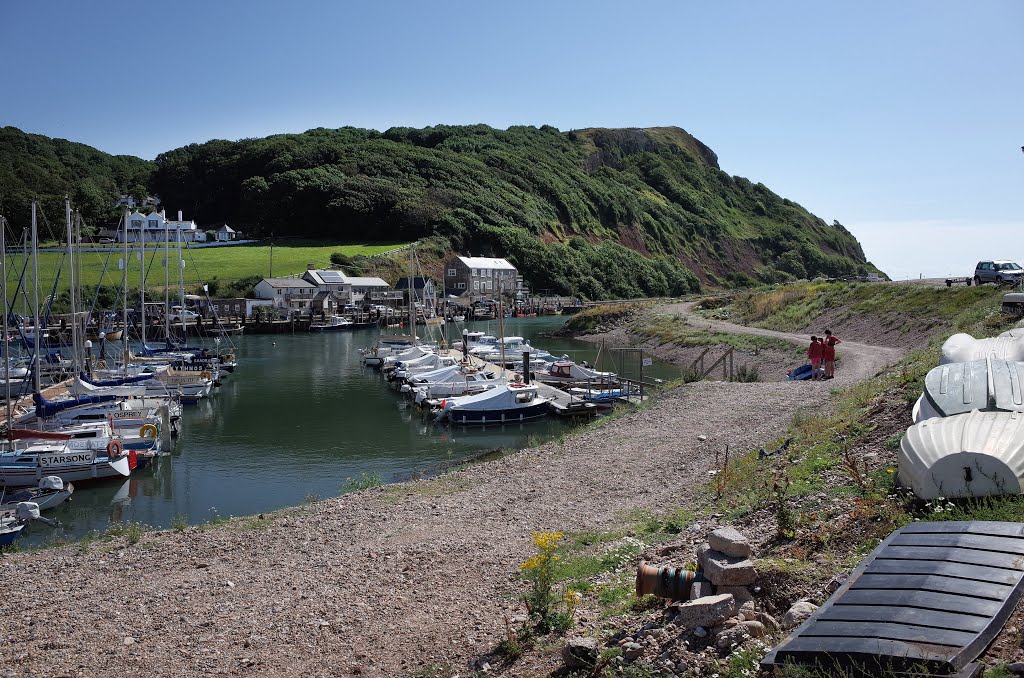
[0,127,154,238]
[1,123,878,299]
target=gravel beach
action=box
[0,316,903,677]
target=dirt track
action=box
[0,306,905,677]
[659,302,905,384]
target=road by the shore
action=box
[0,310,905,677]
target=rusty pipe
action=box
[635,561,704,600]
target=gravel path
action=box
[658,302,905,385]
[0,309,905,677]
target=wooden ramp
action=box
[761,521,1024,676]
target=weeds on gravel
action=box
[343,472,382,492]
[729,363,761,382]
[107,521,145,545]
[171,514,188,532]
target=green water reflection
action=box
[19,316,681,546]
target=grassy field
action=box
[4,241,408,295]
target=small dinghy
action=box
[899,410,1024,500]
[941,332,1024,365]
[913,358,1024,422]
[0,502,41,548]
[0,476,74,514]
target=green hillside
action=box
[0,127,154,237]
[151,125,876,297]
[1,124,879,299]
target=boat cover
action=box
[762,521,1024,676]
[941,333,1024,365]
[72,379,148,398]
[32,391,118,419]
[914,358,1024,422]
[1000,327,1024,340]
[80,371,154,386]
[899,410,1024,500]
[443,383,545,412]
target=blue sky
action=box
[1,1,1021,279]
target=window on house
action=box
[131,220,142,228]
[234,304,240,311]
[447,268,456,277]
[277,289,282,296]
[148,220,158,229]
[473,281,479,290]
[457,282,466,289]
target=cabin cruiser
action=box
[434,382,551,425]
[537,359,617,386]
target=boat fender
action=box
[439,399,447,409]
[107,439,124,458]
[15,502,40,521]
[39,476,63,490]
[199,371,212,380]
[139,424,159,439]
[510,382,526,388]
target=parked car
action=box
[974,261,1024,285]
[168,306,199,322]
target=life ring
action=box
[199,371,212,380]
[139,424,158,439]
[107,439,124,458]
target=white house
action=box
[214,224,238,242]
[120,209,207,244]
[253,277,317,314]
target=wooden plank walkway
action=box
[761,521,1024,676]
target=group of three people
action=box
[807,330,840,380]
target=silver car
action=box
[975,260,1024,285]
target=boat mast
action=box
[164,219,170,342]
[122,209,129,373]
[139,212,146,349]
[408,246,415,341]
[176,227,185,340]
[65,197,80,377]
[2,215,12,428]
[30,202,40,394]
[498,293,506,379]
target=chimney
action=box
[161,209,166,218]
[178,210,183,221]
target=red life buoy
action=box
[107,439,124,458]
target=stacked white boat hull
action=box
[900,332,1024,499]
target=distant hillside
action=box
[0,127,154,237]
[0,124,879,298]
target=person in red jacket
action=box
[823,329,841,379]
[807,336,824,381]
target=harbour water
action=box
[16,316,681,547]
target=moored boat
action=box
[434,382,551,425]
